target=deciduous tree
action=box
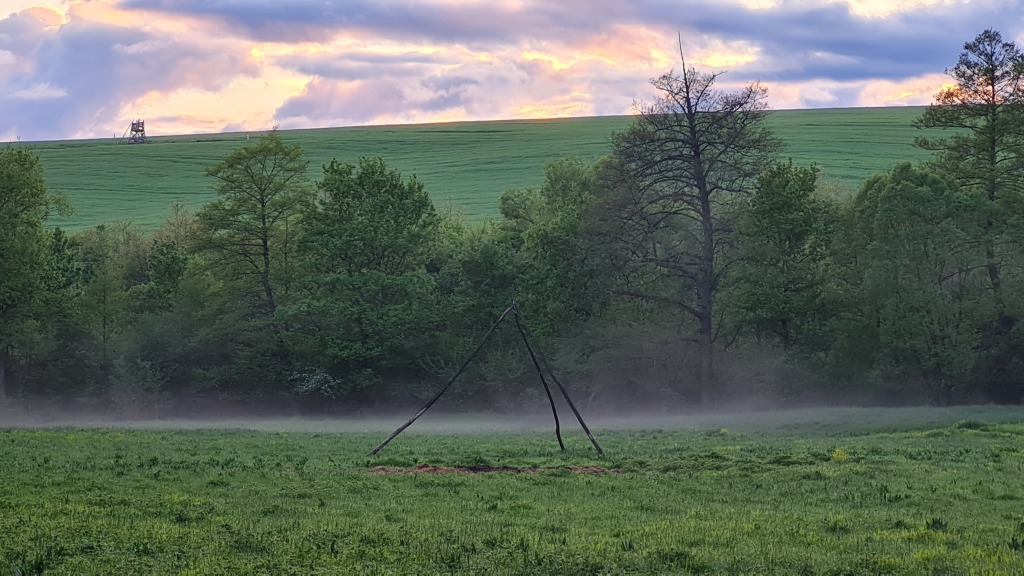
[596,57,781,401]
[0,147,65,402]
[498,157,605,334]
[914,29,1024,314]
[914,28,1024,401]
[198,131,313,318]
[287,157,442,401]
[729,161,839,354]
[836,164,983,402]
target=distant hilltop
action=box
[29,107,929,230]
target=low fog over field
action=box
[4,405,1023,437]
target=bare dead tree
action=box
[595,50,781,402]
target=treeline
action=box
[2,29,1023,415]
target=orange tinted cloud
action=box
[856,73,954,106]
[2,0,1022,140]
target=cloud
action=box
[275,51,453,81]
[419,75,479,111]
[270,45,660,130]
[275,77,407,126]
[120,0,1024,86]
[117,0,1023,69]
[856,73,951,106]
[3,0,1024,140]
[112,38,172,54]
[9,82,67,99]
[0,6,62,56]
[0,5,259,140]
[118,0,615,44]
[660,0,1024,82]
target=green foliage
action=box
[286,157,443,402]
[79,252,129,363]
[0,147,55,319]
[128,240,189,313]
[419,222,535,405]
[1,407,1024,573]
[306,156,438,275]
[914,28,1024,211]
[730,160,839,354]
[409,158,610,408]
[198,131,313,316]
[912,29,1024,307]
[914,29,1024,401]
[0,146,69,401]
[834,163,985,402]
[157,132,315,397]
[498,157,604,335]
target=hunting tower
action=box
[122,119,148,144]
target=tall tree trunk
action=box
[986,129,1002,302]
[0,346,9,403]
[698,299,714,402]
[985,239,1001,298]
[698,188,716,402]
[260,218,276,316]
[687,73,718,402]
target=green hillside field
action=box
[25,106,932,230]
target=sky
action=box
[1,0,1022,141]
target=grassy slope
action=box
[31,107,930,231]
[1,406,1022,574]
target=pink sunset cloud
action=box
[1,0,1021,141]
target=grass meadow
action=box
[2,406,1023,574]
[28,107,931,230]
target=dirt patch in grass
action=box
[370,463,620,475]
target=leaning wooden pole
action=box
[513,307,604,456]
[369,304,515,455]
[512,305,564,451]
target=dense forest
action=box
[2,30,1023,416]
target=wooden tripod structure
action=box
[370,301,603,456]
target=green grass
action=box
[25,107,931,231]
[2,406,1023,574]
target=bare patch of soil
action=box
[370,463,620,475]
